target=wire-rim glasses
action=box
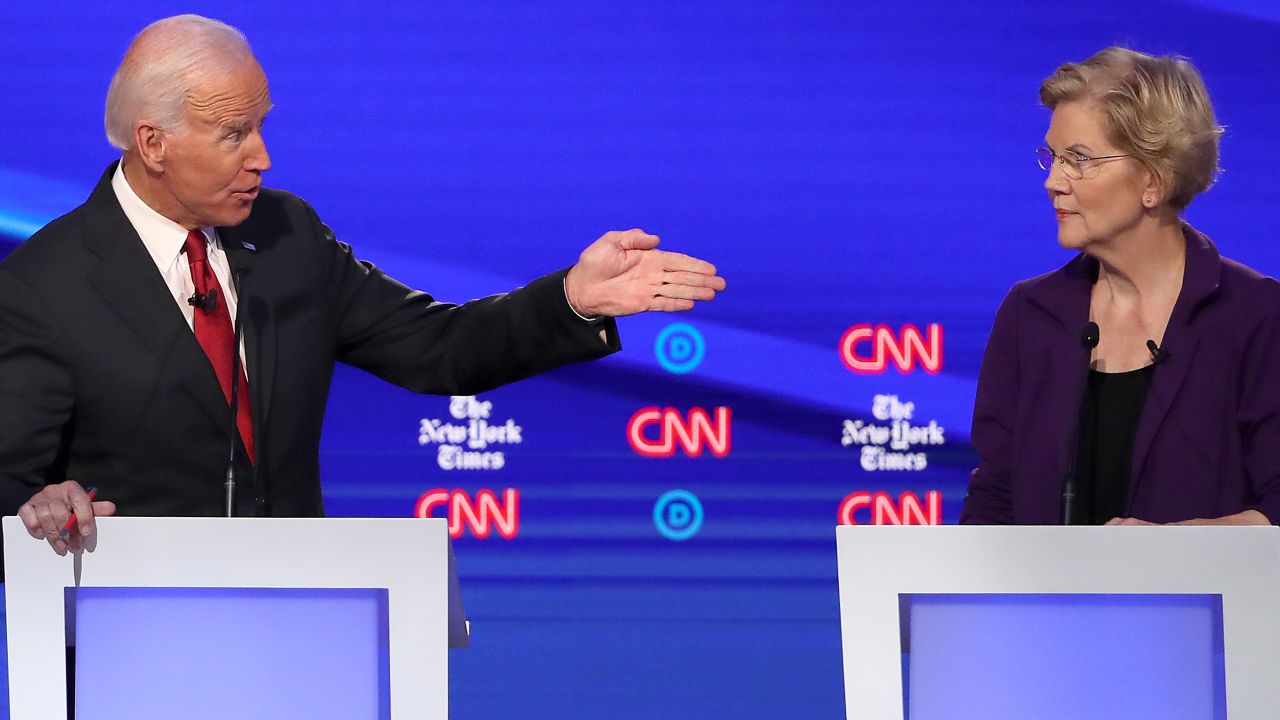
[1036,146,1135,180]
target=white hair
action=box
[104,15,255,151]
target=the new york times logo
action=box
[841,394,945,471]
[418,396,523,470]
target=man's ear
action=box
[134,121,168,174]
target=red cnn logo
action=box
[627,407,731,458]
[839,324,943,374]
[414,488,520,539]
[838,491,941,525]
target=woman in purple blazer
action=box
[960,47,1280,526]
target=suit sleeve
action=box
[0,267,75,516]
[303,203,621,395]
[1237,288,1280,525]
[959,284,1022,524]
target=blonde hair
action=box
[1039,47,1223,209]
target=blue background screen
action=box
[1,2,1277,717]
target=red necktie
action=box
[184,230,255,464]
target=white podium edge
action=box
[835,525,1280,720]
[3,516,449,720]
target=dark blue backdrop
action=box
[1,2,1278,717]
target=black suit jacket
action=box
[0,164,618,536]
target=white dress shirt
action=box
[111,163,248,371]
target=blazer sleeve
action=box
[302,202,621,395]
[959,284,1022,524]
[1237,288,1280,525]
[0,267,76,515]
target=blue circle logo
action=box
[653,489,704,541]
[655,322,705,374]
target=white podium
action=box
[3,516,461,720]
[836,526,1280,720]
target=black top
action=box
[1075,365,1156,524]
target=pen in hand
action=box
[57,486,98,541]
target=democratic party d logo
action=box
[655,322,705,374]
[653,489,704,541]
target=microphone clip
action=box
[188,288,219,313]
[1146,339,1170,364]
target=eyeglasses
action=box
[1036,146,1135,180]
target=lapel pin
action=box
[242,242,257,252]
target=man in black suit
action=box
[0,14,724,557]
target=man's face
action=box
[159,59,272,228]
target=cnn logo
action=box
[839,323,942,374]
[838,490,941,525]
[627,407,731,458]
[415,488,519,539]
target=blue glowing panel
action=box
[906,594,1226,720]
[73,587,390,720]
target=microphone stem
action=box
[1064,321,1099,525]
[225,269,247,517]
[224,463,236,518]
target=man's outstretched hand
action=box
[564,229,726,317]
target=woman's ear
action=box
[1140,168,1164,209]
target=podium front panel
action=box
[906,593,1225,720]
[3,517,449,720]
[74,587,390,720]
[835,526,1280,720]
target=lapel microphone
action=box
[1146,339,1170,364]
[1080,321,1100,349]
[187,288,219,313]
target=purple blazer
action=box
[960,225,1280,525]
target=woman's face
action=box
[1043,100,1153,253]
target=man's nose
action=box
[246,132,271,173]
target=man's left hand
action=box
[564,229,726,317]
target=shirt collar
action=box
[111,162,214,272]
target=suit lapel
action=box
[82,164,233,434]
[1128,226,1221,501]
[221,224,276,449]
[1024,254,1095,505]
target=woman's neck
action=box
[1091,215,1186,307]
